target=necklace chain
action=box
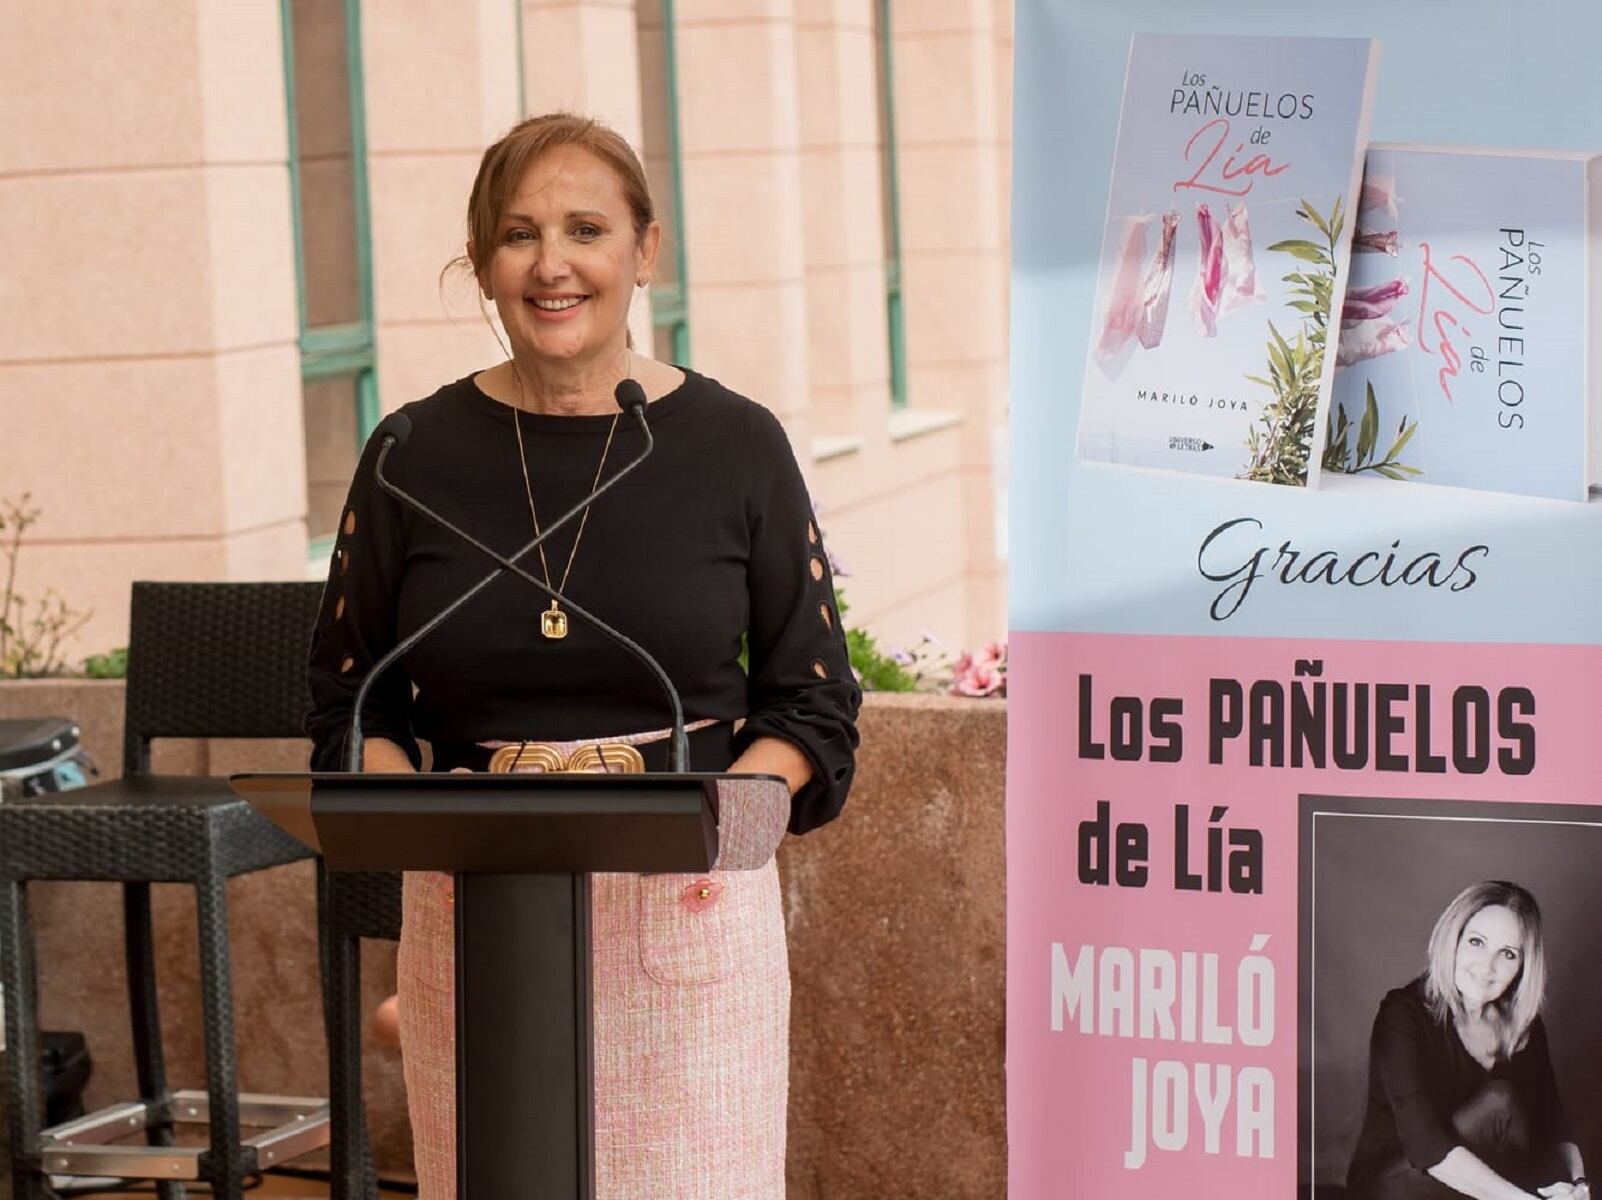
[511,364,622,638]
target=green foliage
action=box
[738,583,920,692]
[846,627,919,692]
[83,647,130,679]
[1322,381,1422,479]
[1238,197,1344,486]
[1,494,92,679]
[835,586,918,692]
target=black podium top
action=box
[230,771,791,875]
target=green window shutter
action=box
[874,0,908,409]
[282,0,380,554]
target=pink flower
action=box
[679,878,723,913]
[950,641,1007,698]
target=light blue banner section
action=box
[1011,0,1602,642]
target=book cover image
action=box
[1326,145,1599,501]
[1076,33,1379,487]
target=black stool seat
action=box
[0,779,310,881]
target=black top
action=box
[1347,978,1569,1186]
[304,369,860,834]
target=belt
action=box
[431,720,734,775]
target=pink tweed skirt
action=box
[396,767,791,1198]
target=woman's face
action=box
[480,145,659,368]
[1454,903,1524,1010]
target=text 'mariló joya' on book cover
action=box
[1076,34,1380,487]
[1327,145,1601,501]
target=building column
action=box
[672,0,813,441]
[892,0,1008,645]
[794,0,893,443]
[0,4,306,658]
[360,0,523,412]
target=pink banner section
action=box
[1005,630,1601,1198]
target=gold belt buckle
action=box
[486,741,646,775]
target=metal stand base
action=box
[37,1091,328,1181]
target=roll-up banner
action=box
[1007,4,1602,1198]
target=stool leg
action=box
[1,878,47,1200]
[194,874,246,1200]
[326,922,375,1199]
[124,881,185,1200]
[321,865,374,1200]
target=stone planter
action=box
[0,681,1007,1198]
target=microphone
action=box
[345,382,689,774]
[614,378,647,419]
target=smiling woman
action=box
[303,113,860,1200]
[1345,881,1589,1200]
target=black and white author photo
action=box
[1301,799,1602,1200]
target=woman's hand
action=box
[1429,1145,1548,1199]
[1552,1144,1589,1200]
[729,736,812,796]
[361,736,416,773]
[1537,1182,1588,1200]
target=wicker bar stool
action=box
[0,582,329,1200]
[319,868,400,1200]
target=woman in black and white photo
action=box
[1346,880,1589,1200]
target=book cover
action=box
[1076,33,1380,487]
[1326,145,1599,501]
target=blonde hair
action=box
[1422,880,1546,1061]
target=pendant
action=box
[540,599,569,640]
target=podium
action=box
[229,770,790,1200]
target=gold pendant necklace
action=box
[512,368,621,641]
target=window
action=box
[636,0,692,365]
[281,0,378,555]
[873,0,908,409]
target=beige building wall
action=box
[0,5,309,660]
[361,0,522,420]
[2,0,1009,666]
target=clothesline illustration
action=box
[1094,180,1414,382]
[1338,172,1409,370]
[1093,199,1265,378]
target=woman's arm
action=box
[304,423,422,772]
[1549,1144,1587,1198]
[1522,1019,1584,1197]
[1428,1145,1538,1200]
[729,735,813,795]
[733,404,860,832]
[361,736,416,774]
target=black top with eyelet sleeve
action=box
[303,368,860,834]
[1346,977,1571,1188]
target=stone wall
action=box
[0,682,1005,1196]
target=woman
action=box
[1347,881,1588,1200]
[305,112,860,1198]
